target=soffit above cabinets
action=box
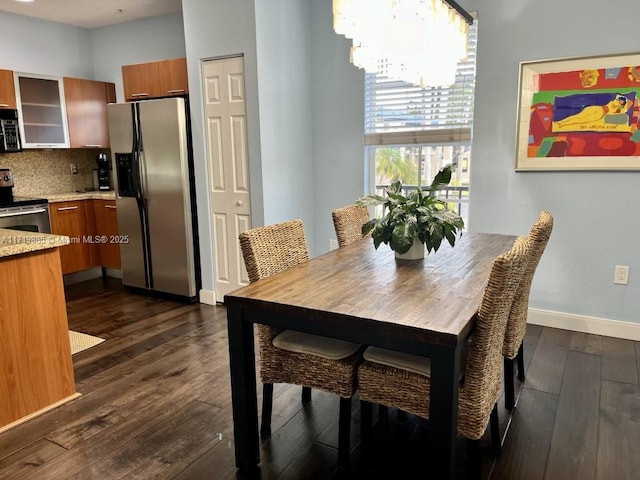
[0,0,181,29]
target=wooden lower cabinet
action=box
[93,199,121,269]
[49,200,95,274]
[0,248,78,431]
[49,198,121,273]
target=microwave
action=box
[0,109,22,152]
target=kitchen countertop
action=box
[45,191,116,202]
[0,228,70,258]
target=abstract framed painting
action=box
[515,52,640,170]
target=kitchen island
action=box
[0,229,80,433]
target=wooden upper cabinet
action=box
[0,69,17,109]
[63,77,116,148]
[122,61,162,101]
[159,57,189,96]
[122,58,188,101]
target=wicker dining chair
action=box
[238,219,362,470]
[331,204,370,247]
[503,211,554,410]
[358,235,531,458]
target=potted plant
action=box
[356,163,465,259]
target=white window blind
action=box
[365,19,477,146]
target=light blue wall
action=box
[461,0,640,323]
[181,0,263,293]
[7,2,636,325]
[255,0,315,242]
[0,11,93,78]
[310,0,365,254]
[90,13,186,102]
[0,10,185,95]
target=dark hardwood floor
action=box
[1,278,638,479]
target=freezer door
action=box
[107,103,147,290]
[115,196,148,289]
[138,98,196,297]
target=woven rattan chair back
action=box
[457,234,531,439]
[239,219,310,283]
[332,204,370,247]
[238,219,310,377]
[502,211,554,359]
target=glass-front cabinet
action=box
[14,73,70,148]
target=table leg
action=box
[429,345,462,480]
[227,306,259,471]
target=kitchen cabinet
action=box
[159,57,189,97]
[49,200,95,274]
[14,73,70,148]
[63,77,116,149]
[0,69,17,109]
[122,61,162,100]
[93,199,121,269]
[122,57,188,101]
[0,243,78,432]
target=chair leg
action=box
[378,404,388,420]
[260,383,274,438]
[466,437,481,479]
[517,342,526,381]
[302,386,312,403]
[397,409,408,423]
[337,397,352,471]
[504,357,515,411]
[490,403,501,456]
[360,400,373,461]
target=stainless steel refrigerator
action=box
[107,97,200,300]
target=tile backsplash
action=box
[0,148,111,196]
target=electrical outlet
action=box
[614,265,629,285]
[70,163,78,175]
[329,239,339,251]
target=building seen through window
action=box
[364,18,478,225]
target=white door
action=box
[202,56,251,300]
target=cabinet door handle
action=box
[105,205,117,209]
[57,206,79,211]
[130,93,149,97]
[84,144,104,148]
[167,89,185,94]
[0,104,9,108]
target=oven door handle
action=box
[0,208,48,218]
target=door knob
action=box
[236,200,243,206]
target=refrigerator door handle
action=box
[133,104,146,201]
[133,103,153,289]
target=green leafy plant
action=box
[356,164,465,255]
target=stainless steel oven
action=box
[0,203,51,233]
[0,168,50,233]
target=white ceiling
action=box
[0,0,182,29]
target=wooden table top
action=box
[225,232,517,348]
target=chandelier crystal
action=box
[333,0,471,87]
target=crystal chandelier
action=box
[333,0,473,87]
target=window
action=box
[365,18,478,225]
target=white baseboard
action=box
[199,289,216,305]
[528,308,640,341]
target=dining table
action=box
[224,232,517,479]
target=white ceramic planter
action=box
[394,239,425,260]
